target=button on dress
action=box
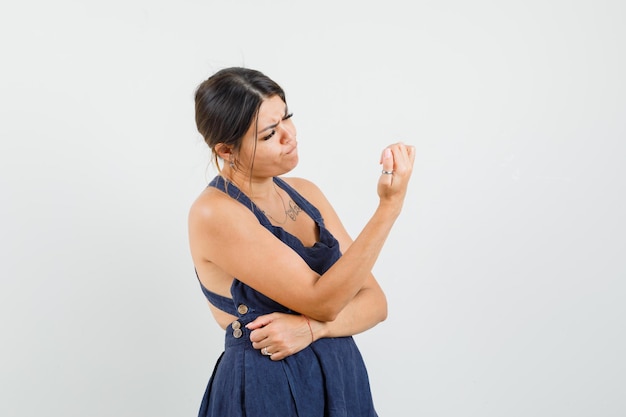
[197,175,378,417]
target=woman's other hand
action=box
[377,142,415,211]
[246,313,319,361]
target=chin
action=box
[276,161,298,177]
[288,155,299,170]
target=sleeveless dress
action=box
[196,175,378,417]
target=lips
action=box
[285,143,298,155]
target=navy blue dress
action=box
[197,175,378,417]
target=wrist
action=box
[302,315,315,343]
[307,316,328,341]
[376,200,402,219]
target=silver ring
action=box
[262,347,271,356]
[381,170,393,175]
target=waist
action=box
[223,317,255,348]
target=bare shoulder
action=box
[281,176,328,206]
[189,186,248,225]
[188,186,259,262]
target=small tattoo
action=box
[286,200,302,221]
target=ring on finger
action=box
[381,170,393,175]
[261,347,271,356]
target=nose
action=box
[279,124,296,144]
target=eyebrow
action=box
[257,106,289,134]
[258,121,279,134]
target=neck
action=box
[221,167,301,225]
[220,167,276,200]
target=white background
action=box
[1,1,625,416]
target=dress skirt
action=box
[199,323,378,417]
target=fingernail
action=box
[384,148,392,158]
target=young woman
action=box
[189,67,415,417]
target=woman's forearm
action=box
[312,282,387,339]
[247,282,386,360]
[306,205,399,321]
[304,144,414,321]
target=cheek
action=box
[238,140,258,163]
[245,146,273,168]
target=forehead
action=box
[258,95,286,120]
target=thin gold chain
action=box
[261,182,289,224]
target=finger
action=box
[381,147,393,172]
[379,147,394,184]
[260,346,272,357]
[246,314,274,330]
[249,328,269,344]
[262,346,284,361]
[407,145,416,164]
[267,346,289,361]
[390,143,414,173]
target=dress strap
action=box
[199,176,269,316]
[208,175,270,225]
[272,177,325,226]
[194,269,238,316]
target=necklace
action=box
[258,182,301,225]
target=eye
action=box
[261,113,293,141]
[262,130,276,141]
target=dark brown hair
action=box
[194,67,287,168]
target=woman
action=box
[189,67,415,417]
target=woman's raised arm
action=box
[189,142,415,322]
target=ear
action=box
[214,143,235,161]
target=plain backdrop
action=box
[1,1,625,416]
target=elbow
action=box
[374,291,388,323]
[377,296,388,323]
[307,302,342,322]
[378,303,388,323]
[310,308,340,323]
[306,287,388,323]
